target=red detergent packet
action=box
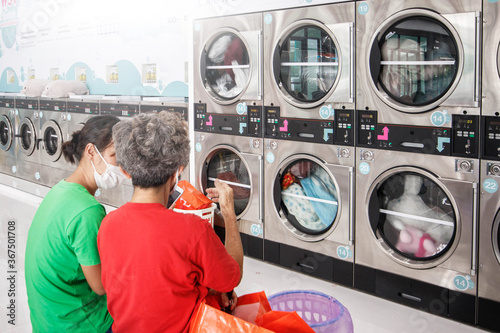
[174,180,213,210]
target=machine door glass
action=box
[19,118,36,156]
[370,171,456,261]
[205,149,251,216]
[276,159,339,235]
[41,120,63,161]
[203,32,250,101]
[373,16,459,107]
[276,25,339,104]
[0,115,13,151]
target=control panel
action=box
[264,106,351,145]
[140,104,188,122]
[100,102,139,118]
[482,116,500,160]
[16,98,39,110]
[0,97,14,108]
[194,103,262,137]
[67,101,99,114]
[39,99,66,113]
[451,115,478,158]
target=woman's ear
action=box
[84,143,95,160]
[119,166,132,179]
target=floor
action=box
[235,257,488,333]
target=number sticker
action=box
[484,179,498,194]
[358,2,369,15]
[359,162,370,175]
[337,246,352,260]
[195,142,202,153]
[266,152,275,164]
[453,275,475,291]
[264,14,273,25]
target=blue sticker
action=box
[319,105,334,119]
[194,22,201,31]
[484,179,498,194]
[430,110,451,127]
[266,152,275,164]
[264,14,273,25]
[39,111,43,119]
[489,0,498,3]
[358,2,369,15]
[337,246,353,260]
[236,102,247,115]
[453,275,475,291]
[251,224,262,236]
[359,162,370,175]
[195,142,202,152]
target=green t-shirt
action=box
[25,180,112,333]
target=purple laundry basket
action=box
[268,290,353,333]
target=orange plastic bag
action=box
[175,180,213,210]
[189,300,273,333]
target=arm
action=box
[211,180,244,283]
[81,264,106,296]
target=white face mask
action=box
[91,145,128,190]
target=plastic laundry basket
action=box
[174,203,216,227]
[268,290,353,333]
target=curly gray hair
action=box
[112,111,190,188]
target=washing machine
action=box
[193,104,263,260]
[139,99,190,182]
[15,96,41,184]
[354,128,479,325]
[37,97,69,187]
[356,0,481,157]
[0,95,17,176]
[477,162,500,332]
[263,2,355,127]
[98,100,139,207]
[263,108,355,286]
[193,12,262,117]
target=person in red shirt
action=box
[98,111,243,333]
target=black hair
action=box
[62,115,120,164]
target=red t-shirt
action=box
[97,202,241,333]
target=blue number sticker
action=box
[484,179,498,194]
[453,275,475,291]
[489,0,498,3]
[358,2,369,15]
[251,224,262,236]
[194,22,201,32]
[236,102,247,115]
[359,162,370,175]
[266,152,275,164]
[337,246,353,260]
[195,142,202,153]
[264,14,273,25]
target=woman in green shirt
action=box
[25,115,126,332]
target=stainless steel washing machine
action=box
[15,97,41,184]
[477,162,500,332]
[140,100,190,182]
[193,12,262,117]
[263,2,355,125]
[98,100,139,207]
[0,95,17,176]
[482,0,500,118]
[38,97,70,187]
[194,105,263,259]
[354,142,479,325]
[263,108,354,286]
[356,0,481,153]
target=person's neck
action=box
[130,182,171,206]
[65,163,98,196]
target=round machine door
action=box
[0,114,13,151]
[202,147,252,217]
[18,118,36,156]
[369,11,462,112]
[274,21,341,108]
[201,29,251,104]
[274,157,339,241]
[41,120,63,161]
[493,210,500,266]
[368,168,458,267]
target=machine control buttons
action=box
[488,163,500,176]
[270,140,277,150]
[456,159,473,173]
[250,139,260,149]
[360,149,374,161]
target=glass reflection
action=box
[378,17,458,106]
[44,127,58,156]
[207,150,250,216]
[0,121,9,145]
[279,25,339,103]
[375,172,455,260]
[280,160,338,234]
[21,123,32,150]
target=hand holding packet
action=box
[174,180,213,210]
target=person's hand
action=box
[221,290,238,311]
[207,179,236,219]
